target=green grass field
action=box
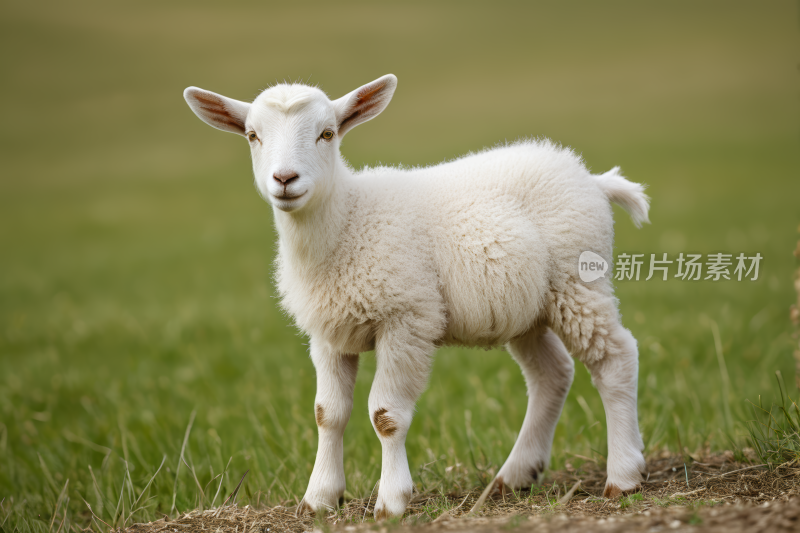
[1,1,798,531]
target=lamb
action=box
[183,74,650,519]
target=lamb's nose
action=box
[273,170,299,185]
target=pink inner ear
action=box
[338,81,387,132]
[194,93,245,134]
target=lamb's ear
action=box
[333,74,397,137]
[183,87,251,137]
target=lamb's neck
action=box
[273,167,350,269]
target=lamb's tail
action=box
[593,166,650,228]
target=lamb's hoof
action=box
[497,460,545,489]
[295,499,315,517]
[603,482,641,499]
[374,506,391,521]
[492,476,508,497]
[373,489,412,521]
[373,501,407,521]
[296,491,344,517]
[479,476,507,499]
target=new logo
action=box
[579,251,609,282]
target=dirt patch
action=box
[123,455,800,533]
[425,498,800,533]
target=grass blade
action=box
[211,457,233,508]
[125,455,166,525]
[171,410,196,515]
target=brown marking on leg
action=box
[373,408,397,437]
[315,404,325,428]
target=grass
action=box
[103,457,797,532]
[1,1,799,532]
[619,493,643,510]
[746,373,800,467]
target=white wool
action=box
[593,166,650,228]
[277,139,629,361]
[184,75,650,518]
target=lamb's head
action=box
[184,75,397,213]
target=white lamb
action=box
[183,74,649,519]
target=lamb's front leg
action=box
[370,327,434,520]
[297,341,359,515]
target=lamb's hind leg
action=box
[497,328,575,488]
[583,324,646,498]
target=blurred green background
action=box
[1,0,798,530]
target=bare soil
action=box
[124,455,800,533]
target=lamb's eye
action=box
[247,131,258,142]
[321,129,334,140]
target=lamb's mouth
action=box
[273,191,306,201]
